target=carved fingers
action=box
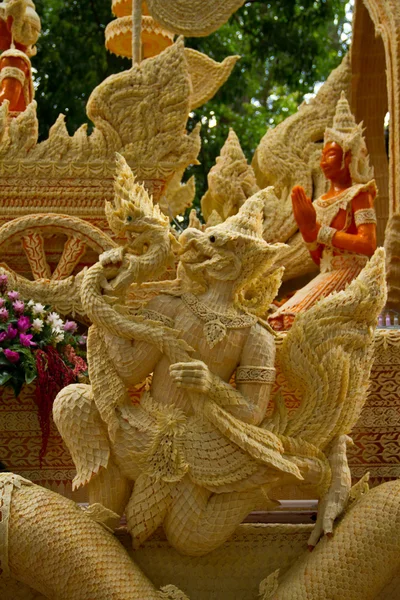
[169,360,212,393]
[291,185,317,234]
[99,247,126,268]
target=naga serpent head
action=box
[105,153,169,245]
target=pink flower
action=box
[0,298,5,308]
[17,316,31,332]
[0,332,7,343]
[0,308,9,322]
[7,290,19,301]
[78,335,87,346]
[4,348,19,363]
[6,324,17,340]
[19,333,36,347]
[0,274,8,292]
[63,320,78,333]
[12,300,25,314]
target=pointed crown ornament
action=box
[324,91,374,184]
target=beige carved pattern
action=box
[201,129,260,222]
[51,236,87,280]
[0,213,116,316]
[261,480,400,599]
[184,49,240,111]
[146,0,246,36]
[0,476,183,599]
[0,40,201,230]
[21,232,51,280]
[252,54,352,281]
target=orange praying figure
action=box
[270,92,377,330]
[0,0,40,113]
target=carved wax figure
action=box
[0,0,40,112]
[270,92,377,331]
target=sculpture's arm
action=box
[169,323,276,425]
[106,293,182,386]
[325,192,377,256]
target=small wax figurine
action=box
[0,1,40,113]
[386,313,391,327]
[378,314,384,327]
[270,93,377,330]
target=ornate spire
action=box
[324,91,374,183]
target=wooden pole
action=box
[132,0,142,65]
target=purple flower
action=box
[4,348,19,363]
[0,332,7,343]
[6,324,17,340]
[17,316,31,332]
[0,308,9,322]
[64,320,78,333]
[19,333,36,348]
[7,290,19,302]
[78,335,87,346]
[0,274,8,292]
[12,300,25,314]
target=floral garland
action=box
[0,274,87,459]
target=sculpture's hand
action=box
[169,360,212,393]
[99,247,126,268]
[291,185,319,241]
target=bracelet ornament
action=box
[236,366,276,384]
[317,225,337,247]
[354,208,377,227]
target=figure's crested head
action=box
[105,153,169,237]
[179,196,283,290]
[324,92,373,184]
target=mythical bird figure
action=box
[49,154,386,557]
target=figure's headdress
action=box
[324,91,374,184]
[207,195,285,313]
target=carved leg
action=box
[87,458,133,526]
[163,476,262,556]
[308,434,353,548]
[53,383,132,521]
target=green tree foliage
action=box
[32,0,350,205]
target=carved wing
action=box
[277,248,386,450]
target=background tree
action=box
[32,0,350,206]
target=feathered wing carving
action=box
[278,248,387,450]
[86,38,200,170]
[146,0,246,36]
[184,49,240,111]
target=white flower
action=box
[32,302,46,316]
[27,299,35,307]
[47,312,64,330]
[52,327,65,343]
[31,318,44,332]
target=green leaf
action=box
[0,370,12,386]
